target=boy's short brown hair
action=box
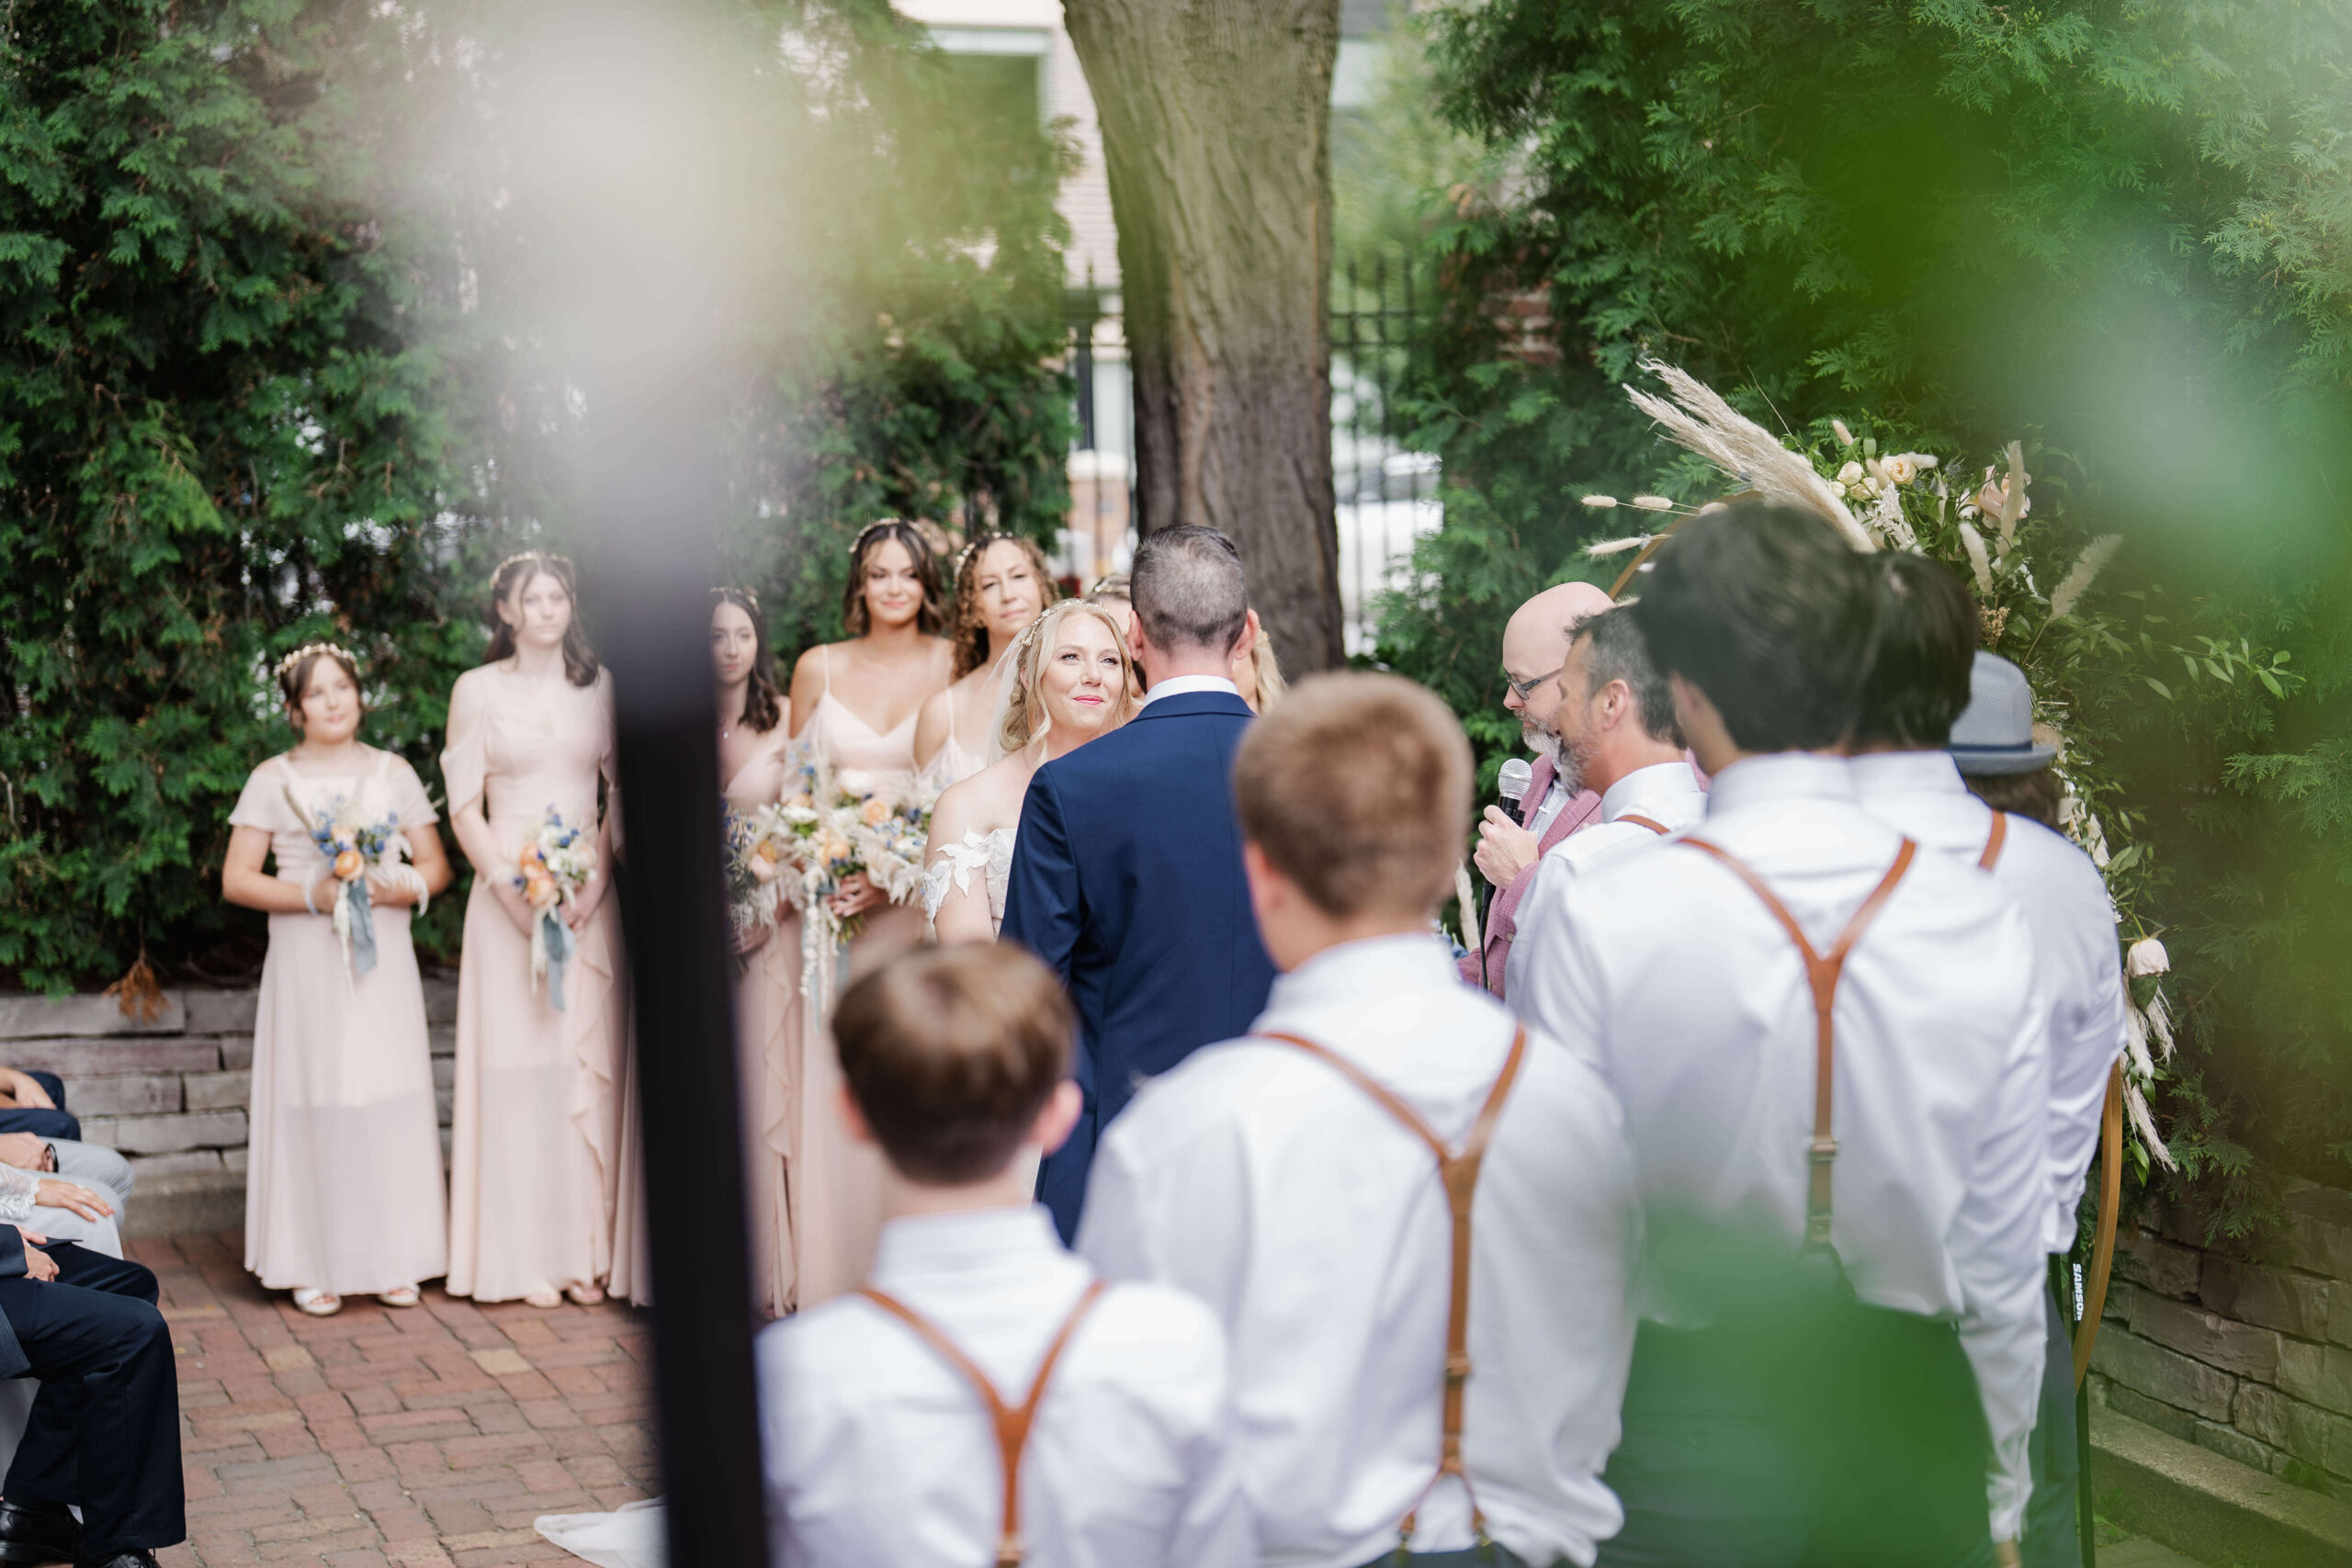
[832,945,1074,1185]
[1233,671,1473,918]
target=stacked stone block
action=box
[2093,1181,2352,1502]
[0,984,458,1237]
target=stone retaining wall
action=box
[2094,1180,2352,1503]
[0,984,455,1237]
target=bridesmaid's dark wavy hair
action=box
[841,520,945,638]
[485,552,600,687]
[713,587,784,734]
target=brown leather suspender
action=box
[1259,1025,1531,1551]
[1680,839,1918,1252]
[1978,812,2009,872]
[855,1278,1110,1568]
[1618,813,1673,835]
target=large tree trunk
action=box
[1064,0,1345,672]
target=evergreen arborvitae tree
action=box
[0,0,466,992]
[0,0,1081,991]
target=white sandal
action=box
[378,1285,421,1309]
[522,1287,563,1310]
[564,1281,605,1307]
[291,1288,342,1317]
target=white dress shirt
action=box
[1507,761,1710,1003]
[1510,752,2051,1541]
[1139,674,1241,708]
[758,1205,1250,1568]
[1079,935,1638,1568]
[1851,750,2127,1255]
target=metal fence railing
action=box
[1058,257,1438,651]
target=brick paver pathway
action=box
[135,1232,659,1568]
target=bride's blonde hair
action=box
[998,600,1137,755]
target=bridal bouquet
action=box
[736,757,934,999]
[514,808,597,1011]
[287,787,427,987]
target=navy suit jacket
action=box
[1001,689,1277,1240]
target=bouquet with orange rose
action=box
[285,787,426,987]
[739,755,934,1006]
[513,808,597,1010]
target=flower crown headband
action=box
[851,520,916,555]
[952,530,1027,580]
[1005,597,1121,664]
[274,641,361,686]
[492,549,574,586]
[711,585,761,611]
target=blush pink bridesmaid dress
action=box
[231,750,449,1296]
[786,648,929,1305]
[723,725,800,1317]
[441,663,626,1303]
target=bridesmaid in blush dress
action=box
[782,519,952,1302]
[221,643,454,1316]
[910,534,1054,787]
[442,553,626,1309]
[712,588,800,1317]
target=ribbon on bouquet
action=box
[336,878,379,982]
[532,906,579,1012]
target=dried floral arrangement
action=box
[1583,361,2302,1190]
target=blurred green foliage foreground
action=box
[0,0,1075,991]
[1367,0,2352,1228]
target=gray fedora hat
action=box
[1948,651,2056,775]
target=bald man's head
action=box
[1500,581,1618,753]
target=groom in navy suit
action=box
[1001,525,1278,1239]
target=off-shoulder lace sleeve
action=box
[922,830,1000,924]
[0,1165,37,1224]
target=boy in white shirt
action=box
[1080,672,1640,1568]
[757,943,1250,1568]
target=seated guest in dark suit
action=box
[0,1072,80,1145]
[1001,525,1279,1241]
[0,1163,183,1568]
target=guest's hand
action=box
[20,1243,54,1282]
[1473,807,1540,888]
[0,1134,47,1172]
[828,874,883,919]
[35,1180,111,1223]
[0,1069,54,1111]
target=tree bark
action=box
[1063,0,1345,672]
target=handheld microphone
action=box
[1498,758,1534,810]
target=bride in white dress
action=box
[920,598,1137,942]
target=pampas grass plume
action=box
[1585,535,1652,558]
[1958,523,1995,596]
[2048,536,2123,622]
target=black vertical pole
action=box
[501,5,769,1563]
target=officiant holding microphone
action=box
[1461,581,1616,997]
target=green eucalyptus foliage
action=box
[0,0,1073,991]
[1376,1,2352,1206]
[0,0,468,990]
